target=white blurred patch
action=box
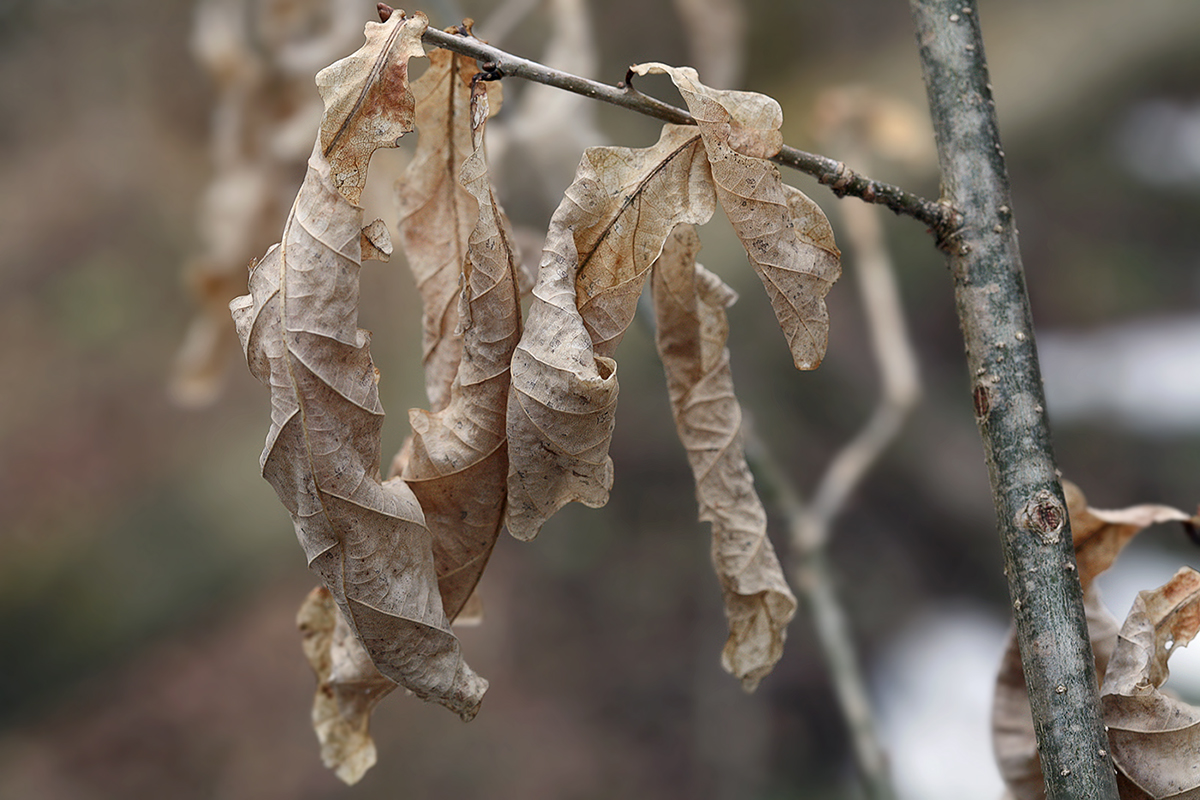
[1038,316,1200,433]
[873,606,1008,800]
[1114,99,1200,187]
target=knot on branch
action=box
[1017,489,1066,545]
[932,204,966,254]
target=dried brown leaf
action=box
[316,13,428,206]
[1066,480,1191,593]
[401,82,522,621]
[504,124,717,540]
[651,224,797,690]
[631,62,841,370]
[395,47,503,410]
[1102,567,1200,799]
[230,12,486,722]
[297,586,395,785]
[993,482,1192,800]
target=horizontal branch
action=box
[389,7,960,243]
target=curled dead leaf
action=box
[402,80,522,621]
[1102,567,1200,799]
[504,123,716,540]
[395,47,503,411]
[652,224,797,690]
[1065,480,1191,593]
[316,12,428,205]
[231,12,486,726]
[631,62,841,370]
[993,481,1193,800]
[297,586,396,786]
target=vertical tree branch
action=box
[909,3,1119,798]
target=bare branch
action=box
[412,19,960,240]
[803,157,921,548]
[910,2,1120,798]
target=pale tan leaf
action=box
[504,226,618,541]
[1065,480,1191,593]
[504,124,717,540]
[651,224,797,690]
[401,81,522,621]
[631,62,841,370]
[230,13,486,722]
[395,47,503,410]
[1102,567,1200,800]
[297,586,395,786]
[993,481,1191,800]
[316,12,429,205]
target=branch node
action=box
[478,61,504,81]
[619,67,639,93]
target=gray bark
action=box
[909,2,1119,798]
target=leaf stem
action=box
[416,22,960,242]
[909,2,1120,798]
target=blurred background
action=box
[1,0,1198,797]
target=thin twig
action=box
[744,428,895,800]
[411,18,960,242]
[738,136,920,799]
[804,150,921,548]
[910,2,1119,799]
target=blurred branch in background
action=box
[743,87,924,800]
[169,0,364,407]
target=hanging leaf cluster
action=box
[992,481,1200,800]
[230,10,840,784]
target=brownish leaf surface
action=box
[993,482,1192,800]
[651,224,797,690]
[315,13,427,206]
[395,47,503,410]
[1102,567,1200,799]
[297,586,395,785]
[631,62,841,370]
[401,81,522,621]
[504,124,716,540]
[230,12,487,724]
[1067,482,1191,594]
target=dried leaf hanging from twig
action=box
[631,62,841,370]
[297,586,395,785]
[230,12,487,723]
[1102,567,1200,799]
[402,80,522,621]
[652,224,797,690]
[395,46,503,410]
[504,124,716,540]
